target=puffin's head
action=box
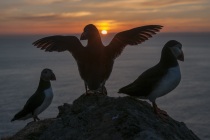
[41,68,56,81]
[80,24,99,40]
[164,40,184,61]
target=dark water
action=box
[0,33,210,139]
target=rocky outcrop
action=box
[8,94,200,140]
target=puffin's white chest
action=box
[34,87,53,115]
[148,66,181,102]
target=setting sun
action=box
[101,30,108,35]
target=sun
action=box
[101,30,108,35]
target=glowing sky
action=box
[0,0,209,34]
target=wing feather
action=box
[106,25,163,59]
[119,64,166,97]
[11,92,45,121]
[33,35,84,54]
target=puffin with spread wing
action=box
[33,24,163,94]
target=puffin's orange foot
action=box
[156,108,168,116]
[84,90,95,95]
[155,108,168,119]
[95,89,107,96]
[84,89,107,96]
[152,102,168,119]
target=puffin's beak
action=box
[51,73,56,81]
[177,50,184,61]
[80,32,87,40]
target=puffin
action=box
[33,24,163,94]
[11,68,56,122]
[118,40,184,117]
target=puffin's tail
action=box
[118,83,136,95]
[11,110,27,122]
[118,85,130,94]
[11,118,16,122]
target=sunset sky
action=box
[0,0,209,35]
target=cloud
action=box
[23,0,64,5]
[140,0,205,7]
[61,12,92,17]
[12,11,92,21]
[0,0,210,34]
[79,0,207,9]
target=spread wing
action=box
[33,35,84,59]
[106,25,163,59]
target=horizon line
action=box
[1,31,210,36]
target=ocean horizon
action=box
[0,32,210,139]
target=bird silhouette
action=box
[118,40,184,118]
[11,69,56,122]
[33,24,163,94]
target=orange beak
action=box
[51,73,56,80]
[177,50,184,61]
[80,32,87,40]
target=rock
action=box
[8,94,200,140]
[6,119,55,140]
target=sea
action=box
[0,32,210,139]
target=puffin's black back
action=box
[118,63,167,97]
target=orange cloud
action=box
[0,0,209,34]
